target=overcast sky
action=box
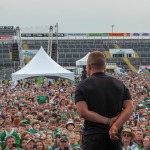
[1,0,150,33]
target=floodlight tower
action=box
[54,23,58,63]
[112,25,114,33]
[48,26,53,57]
[16,26,24,68]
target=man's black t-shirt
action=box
[75,72,132,135]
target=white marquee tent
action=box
[76,52,90,66]
[12,47,74,81]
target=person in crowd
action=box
[71,143,81,150]
[80,66,87,81]
[75,51,134,150]
[121,128,138,150]
[0,114,6,126]
[68,133,77,148]
[20,137,28,150]
[142,136,150,150]
[3,135,22,150]
[45,134,54,150]
[66,120,75,136]
[25,139,36,150]
[54,136,71,150]
[133,129,144,150]
[1,67,150,150]
[0,122,20,147]
[48,119,58,139]
[29,121,41,137]
[35,140,45,150]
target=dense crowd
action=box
[0,71,150,150]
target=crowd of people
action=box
[0,69,150,150]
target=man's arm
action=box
[109,100,134,138]
[76,101,118,126]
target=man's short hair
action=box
[88,51,106,69]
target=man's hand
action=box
[109,124,119,140]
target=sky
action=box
[0,0,150,33]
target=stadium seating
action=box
[1,38,150,78]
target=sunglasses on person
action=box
[123,134,131,137]
[60,141,67,143]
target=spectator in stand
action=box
[142,136,150,150]
[0,114,6,126]
[121,128,138,150]
[54,136,71,150]
[20,138,28,150]
[68,133,77,148]
[45,134,53,150]
[133,129,144,150]
[35,140,45,150]
[3,135,22,150]
[0,122,20,148]
[25,139,36,150]
[80,66,87,81]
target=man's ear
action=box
[104,64,106,70]
[88,64,92,70]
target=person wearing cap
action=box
[66,120,75,136]
[25,139,35,150]
[54,136,71,150]
[21,119,31,131]
[121,128,138,150]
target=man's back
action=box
[75,72,130,134]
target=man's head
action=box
[32,121,41,131]
[0,114,6,124]
[5,121,12,132]
[66,120,75,131]
[87,51,106,76]
[49,119,56,131]
[26,139,36,150]
[134,129,143,142]
[59,136,69,149]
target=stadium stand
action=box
[21,39,150,69]
[1,30,150,78]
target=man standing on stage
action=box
[75,51,134,150]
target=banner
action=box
[142,33,149,36]
[21,33,64,37]
[131,33,140,36]
[109,33,130,37]
[65,33,86,36]
[102,33,109,36]
[86,33,103,37]
[0,36,13,40]
[131,33,150,37]
[20,32,150,37]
